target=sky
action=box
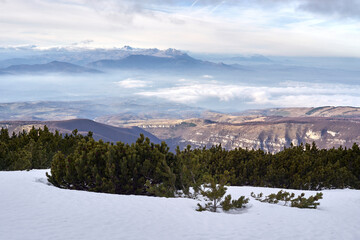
[1,0,360,56]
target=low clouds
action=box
[138,81,360,108]
[202,75,214,79]
[115,79,149,88]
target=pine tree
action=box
[196,172,249,212]
[197,174,227,212]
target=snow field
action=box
[1,170,360,240]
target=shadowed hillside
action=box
[0,119,161,145]
[1,61,101,74]
[97,107,360,153]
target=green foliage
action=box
[47,134,177,197]
[196,174,228,212]
[261,190,295,205]
[184,142,360,190]
[221,195,249,211]
[196,173,249,212]
[196,203,207,212]
[0,126,90,171]
[252,190,323,209]
[9,149,31,171]
[2,124,360,199]
[178,122,197,127]
[175,145,203,198]
[291,192,323,209]
[46,152,66,188]
[250,192,263,201]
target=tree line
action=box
[0,126,93,171]
[1,126,360,197]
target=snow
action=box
[1,170,360,240]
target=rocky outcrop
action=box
[98,113,360,153]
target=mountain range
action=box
[0,46,359,152]
[0,47,234,74]
[0,100,203,121]
[87,53,232,71]
[1,46,359,83]
[0,46,199,66]
[236,106,360,118]
[0,61,101,74]
[1,105,360,152]
[0,119,160,145]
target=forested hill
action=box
[0,119,160,144]
[1,126,359,197]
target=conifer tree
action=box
[196,172,249,212]
[197,174,228,212]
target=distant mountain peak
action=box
[164,48,184,56]
[121,45,134,51]
[1,61,101,74]
[117,46,185,58]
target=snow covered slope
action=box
[1,170,360,240]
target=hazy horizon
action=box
[0,0,359,116]
[1,0,360,56]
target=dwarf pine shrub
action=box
[196,174,249,212]
[251,190,323,209]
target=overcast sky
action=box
[1,0,360,56]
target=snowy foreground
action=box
[1,170,360,240]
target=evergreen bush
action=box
[290,192,323,209]
[47,134,177,197]
[1,125,360,196]
[0,126,91,171]
[251,190,323,209]
[196,173,249,212]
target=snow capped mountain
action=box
[121,45,134,51]
[110,46,186,59]
[0,45,236,74]
[0,45,190,66]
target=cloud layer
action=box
[0,0,360,56]
[138,81,360,108]
[115,79,149,88]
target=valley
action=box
[96,107,360,152]
[2,1,360,240]
[0,46,359,153]
[1,105,359,153]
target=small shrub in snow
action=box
[255,190,295,205]
[250,192,263,201]
[221,195,249,211]
[251,190,323,209]
[196,174,249,212]
[290,192,323,209]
